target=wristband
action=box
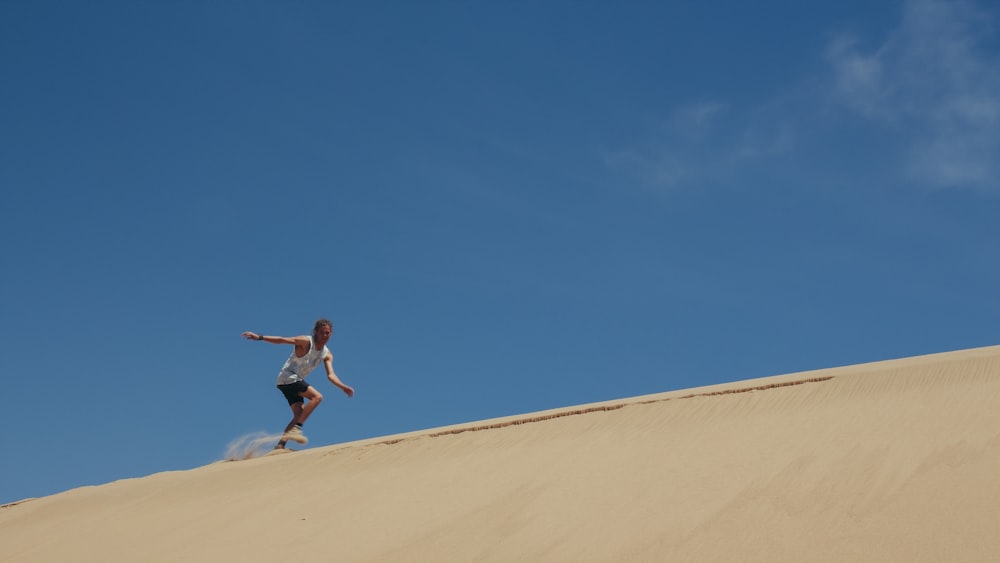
[258,334,264,341]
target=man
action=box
[242,319,354,449]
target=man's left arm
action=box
[324,353,354,397]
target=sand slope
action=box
[3,346,999,562]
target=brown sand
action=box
[2,345,999,562]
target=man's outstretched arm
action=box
[241,331,308,346]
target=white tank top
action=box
[276,336,329,385]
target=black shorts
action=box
[277,380,311,405]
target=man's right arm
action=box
[241,332,304,346]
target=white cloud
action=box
[826,0,1000,190]
[602,147,689,190]
[602,98,797,190]
[825,35,887,119]
[604,0,999,193]
[667,101,729,141]
[601,101,728,190]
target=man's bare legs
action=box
[276,387,324,449]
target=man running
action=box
[242,319,354,449]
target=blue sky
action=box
[2,0,999,505]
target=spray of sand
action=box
[223,432,286,461]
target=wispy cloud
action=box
[603,146,689,189]
[826,0,1000,190]
[667,101,729,142]
[606,0,1000,193]
[601,101,734,190]
[602,97,799,191]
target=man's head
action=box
[313,318,333,345]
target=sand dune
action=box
[3,346,999,562]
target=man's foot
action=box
[282,425,308,444]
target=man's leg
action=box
[275,403,304,449]
[295,386,324,425]
[278,387,324,447]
